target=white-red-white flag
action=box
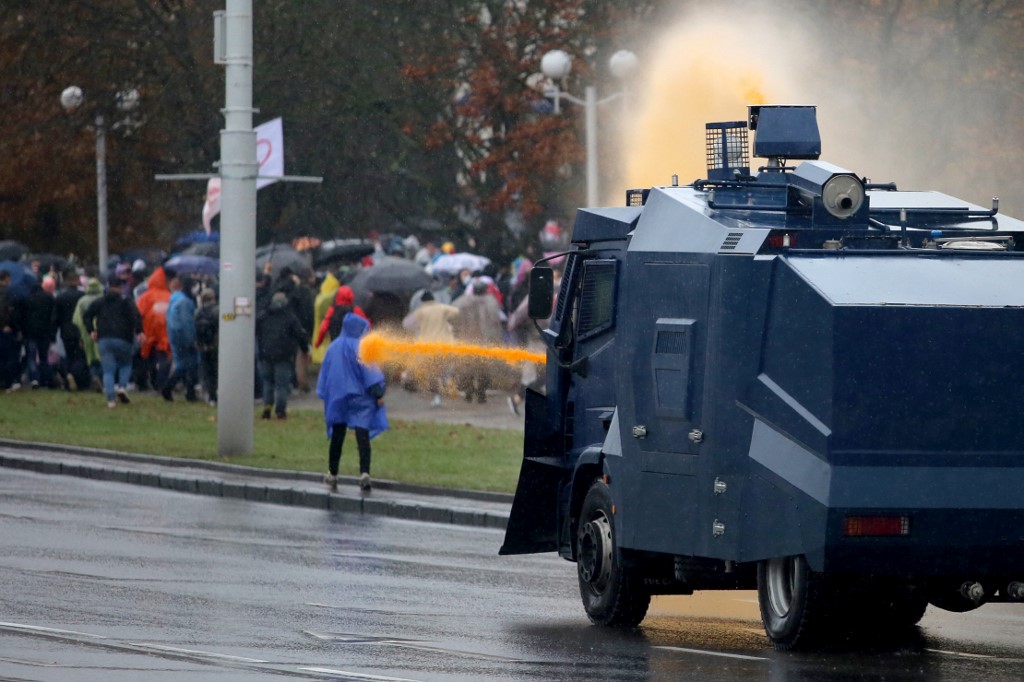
[201,117,285,233]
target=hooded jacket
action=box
[73,278,104,365]
[82,288,142,343]
[135,267,171,358]
[314,285,368,348]
[255,293,310,363]
[311,272,340,364]
[316,312,388,438]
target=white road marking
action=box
[129,643,268,663]
[0,621,107,639]
[298,667,422,681]
[654,645,768,661]
[925,648,996,659]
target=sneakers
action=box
[107,400,117,409]
[260,407,272,420]
[116,387,130,404]
[359,473,372,491]
[5,382,21,393]
[324,473,338,491]
[161,386,173,402]
[507,395,521,416]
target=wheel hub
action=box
[578,513,613,590]
[765,556,798,618]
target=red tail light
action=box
[844,515,910,537]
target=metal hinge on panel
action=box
[713,478,727,495]
[712,520,726,537]
[688,429,704,444]
[632,425,647,439]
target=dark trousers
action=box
[259,358,293,416]
[328,424,371,476]
[200,349,217,403]
[0,330,21,388]
[25,336,53,387]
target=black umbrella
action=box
[313,239,376,268]
[24,253,68,274]
[164,254,220,276]
[0,260,38,299]
[348,256,433,297]
[255,243,312,280]
[0,240,28,262]
[178,242,220,258]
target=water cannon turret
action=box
[749,105,820,165]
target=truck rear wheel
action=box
[577,479,650,627]
[757,555,829,650]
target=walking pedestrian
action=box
[452,279,504,403]
[136,266,172,392]
[162,276,199,402]
[0,270,21,390]
[317,312,388,492]
[255,291,309,420]
[402,291,459,407]
[82,274,143,408]
[72,277,104,390]
[21,276,57,389]
[194,287,219,405]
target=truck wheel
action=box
[757,555,828,650]
[576,479,650,627]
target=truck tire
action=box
[757,555,829,650]
[577,479,650,627]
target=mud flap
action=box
[499,388,567,555]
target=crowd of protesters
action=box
[0,223,562,420]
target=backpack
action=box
[195,306,218,349]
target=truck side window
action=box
[575,259,618,341]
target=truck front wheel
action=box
[577,479,650,627]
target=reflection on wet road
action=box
[0,467,1022,680]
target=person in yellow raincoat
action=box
[311,271,340,365]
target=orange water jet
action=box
[359,331,545,368]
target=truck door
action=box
[629,262,709,466]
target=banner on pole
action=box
[201,117,284,233]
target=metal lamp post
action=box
[541,49,638,207]
[60,85,141,271]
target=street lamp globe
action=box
[116,88,140,112]
[541,49,572,81]
[609,50,639,80]
[60,85,84,112]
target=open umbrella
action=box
[24,253,68,274]
[178,242,220,258]
[429,252,491,275]
[255,243,312,280]
[348,256,433,297]
[0,240,28,262]
[164,254,220,276]
[313,239,376,268]
[0,260,38,299]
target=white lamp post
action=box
[61,85,142,271]
[541,48,638,207]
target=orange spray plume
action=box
[359,331,545,368]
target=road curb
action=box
[0,440,511,530]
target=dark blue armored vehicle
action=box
[500,105,1024,650]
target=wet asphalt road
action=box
[2,468,1024,681]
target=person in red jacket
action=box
[134,266,172,392]
[314,285,368,350]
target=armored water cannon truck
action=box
[500,104,1024,650]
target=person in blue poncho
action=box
[317,312,388,491]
